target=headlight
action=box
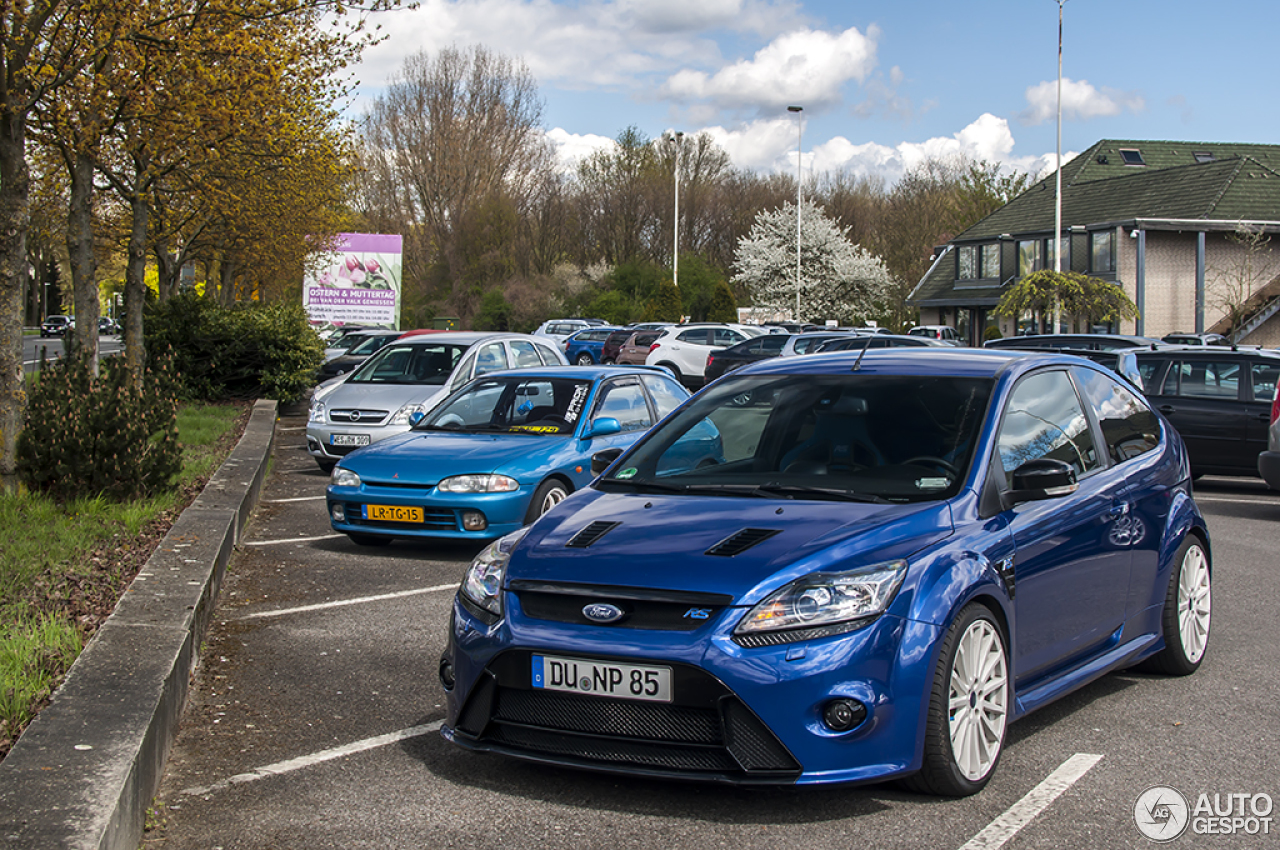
[734,560,907,645]
[331,467,361,487]
[388,403,426,426]
[438,474,519,493]
[309,401,325,423]
[460,526,530,618]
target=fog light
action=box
[439,659,455,690]
[461,511,487,531]
[330,503,345,522]
[822,698,867,732]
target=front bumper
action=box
[1260,450,1280,490]
[440,588,940,786]
[327,485,531,541]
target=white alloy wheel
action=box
[1177,543,1211,664]
[948,617,1009,782]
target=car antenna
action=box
[851,338,871,371]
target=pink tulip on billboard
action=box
[365,258,381,274]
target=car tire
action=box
[348,533,391,547]
[657,362,682,384]
[905,602,1009,797]
[316,460,336,474]
[525,479,570,524]
[575,353,594,366]
[1138,535,1211,676]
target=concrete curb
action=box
[0,399,278,850]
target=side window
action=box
[1251,361,1279,402]
[641,375,688,419]
[533,341,561,364]
[1138,358,1166,392]
[997,370,1101,478]
[678,329,709,344]
[509,340,542,368]
[590,380,653,432]
[1163,359,1241,400]
[1074,368,1161,463]
[713,328,742,346]
[450,350,478,391]
[473,342,508,377]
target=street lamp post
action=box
[667,131,683,287]
[1053,0,1067,332]
[788,105,803,322]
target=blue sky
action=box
[350,0,1279,183]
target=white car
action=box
[643,323,765,386]
[532,319,592,345]
[306,332,568,472]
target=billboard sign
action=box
[303,233,403,329]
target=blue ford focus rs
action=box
[439,349,1212,795]
[327,365,708,545]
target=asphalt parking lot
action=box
[143,404,1280,849]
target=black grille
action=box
[329,409,390,424]
[509,581,732,631]
[566,520,621,548]
[705,528,781,557]
[452,650,801,781]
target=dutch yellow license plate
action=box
[363,504,423,523]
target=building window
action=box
[981,244,1000,279]
[1018,240,1042,277]
[1119,148,1145,166]
[1091,231,1115,273]
[1193,151,1214,164]
[958,245,978,280]
[1044,236,1067,270]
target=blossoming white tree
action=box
[732,199,894,325]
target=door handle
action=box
[1159,405,1175,414]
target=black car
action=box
[813,334,946,352]
[703,332,790,382]
[985,333,1162,352]
[1133,346,1280,479]
[41,315,72,337]
[317,330,402,382]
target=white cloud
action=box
[545,128,616,169]
[662,26,879,111]
[1019,77,1144,125]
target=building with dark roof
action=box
[908,139,1280,347]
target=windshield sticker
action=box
[916,477,949,489]
[615,468,638,479]
[509,424,562,434]
[564,384,590,423]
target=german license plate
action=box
[532,654,672,703]
[330,434,370,447]
[363,504,423,523]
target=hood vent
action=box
[565,520,621,548]
[705,528,781,557]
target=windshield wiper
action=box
[598,478,689,493]
[748,484,892,503]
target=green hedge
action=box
[143,294,324,403]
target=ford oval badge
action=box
[582,602,624,624]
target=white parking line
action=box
[958,753,1104,850]
[244,534,345,546]
[277,425,307,431]
[262,496,327,503]
[241,584,456,619]
[181,721,443,797]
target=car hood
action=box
[341,430,568,484]
[509,489,954,605]
[322,382,447,411]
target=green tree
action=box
[994,270,1138,330]
[646,277,683,322]
[708,278,737,322]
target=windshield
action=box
[419,376,594,435]
[599,374,993,503]
[347,342,468,385]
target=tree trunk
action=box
[0,110,30,487]
[66,150,101,374]
[124,187,149,379]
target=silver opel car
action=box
[306,332,568,472]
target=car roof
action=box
[732,346,1084,380]
[467,364,679,381]
[1136,344,1280,358]
[386,331,539,345]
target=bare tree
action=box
[1208,224,1279,341]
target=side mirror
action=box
[591,447,625,476]
[1005,458,1078,505]
[582,417,621,440]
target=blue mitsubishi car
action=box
[439,348,1211,795]
[327,365,711,545]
